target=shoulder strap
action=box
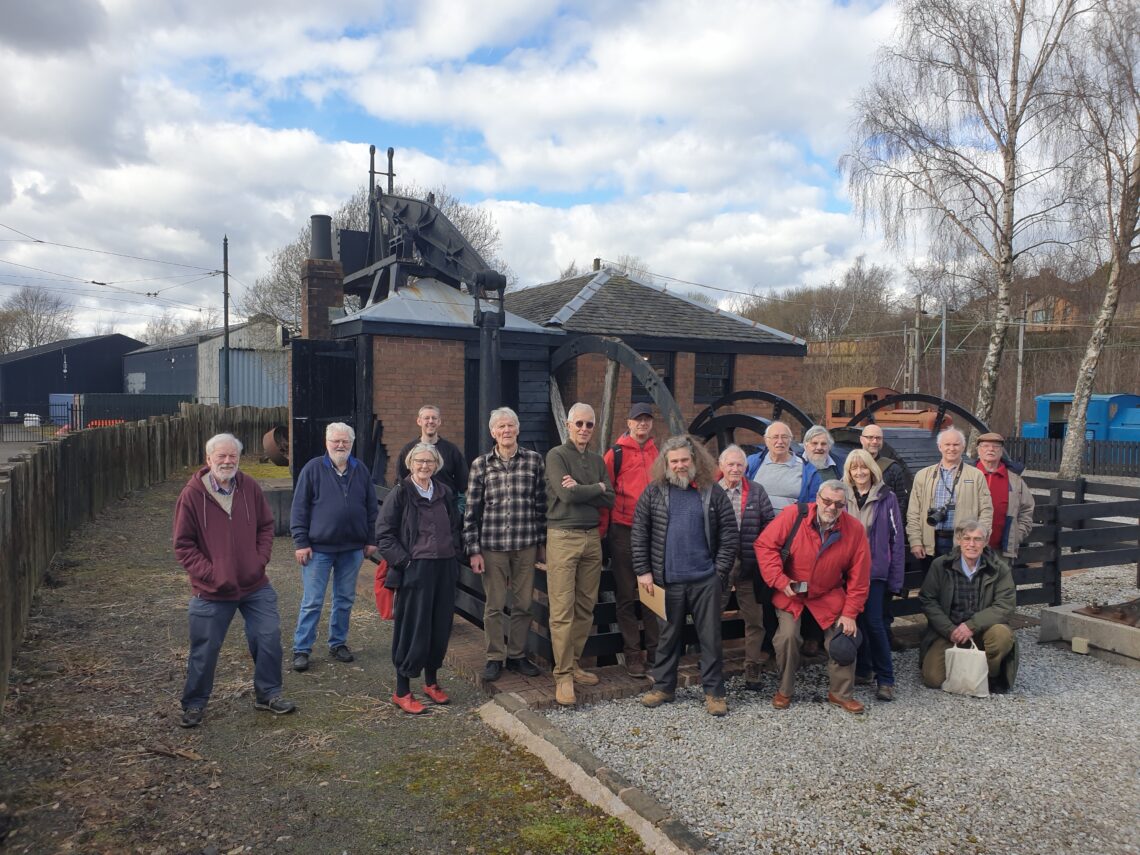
[779,502,809,563]
[611,444,623,478]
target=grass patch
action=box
[241,461,291,480]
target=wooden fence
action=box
[454,475,1140,666]
[1006,436,1140,477]
[0,404,287,714]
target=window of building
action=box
[631,351,674,403]
[831,397,856,419]
[1032,308,1049,324]
[693,353,733,402]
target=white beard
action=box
[666,468,694,489]
[804,450,830,469]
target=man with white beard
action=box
[289,422,379,672]
[801,425,840,482]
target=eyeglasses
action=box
[818,497,846,509]
[411,458,436,467]
[573,420,595,429]
[960,535,986,543]
[768,434,792,441]
[327,440,352,446]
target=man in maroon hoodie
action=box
[173,433,296,728]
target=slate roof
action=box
[504,269,803,346]
[0,335,144,366]
[127,319,265,354]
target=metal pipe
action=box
[309,215,333,260]
[222,235,230,408]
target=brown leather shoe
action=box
[572,666,599,686]
[828,692,865,714]
[772,691,792,710]
[555,678,576,706]
[640,689,674,708]
[705,695,728,717]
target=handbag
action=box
[941,639,989,698]
[372,557,394,621]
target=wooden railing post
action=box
[1048,487,1064,607]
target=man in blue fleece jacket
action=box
[289,422,379,671]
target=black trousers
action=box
[391,557,459,679]
[650,573,724,697]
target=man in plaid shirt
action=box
[464,407,547,682]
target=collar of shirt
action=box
[494,444,519,462]
[959,556,980,579]
[208,473,235,495]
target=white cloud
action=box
[0,0,905,338]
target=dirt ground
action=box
[0,473,646,855]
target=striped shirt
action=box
[463,446,547,554]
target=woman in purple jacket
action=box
[842,449,905,701]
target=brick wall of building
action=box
[553,349,805,450]
[372,335,466,485]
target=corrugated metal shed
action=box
[220,348,288,407]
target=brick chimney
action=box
[301,214,344,340]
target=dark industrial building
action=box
[0,335,145,419]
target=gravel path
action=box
[546,562,1140,855]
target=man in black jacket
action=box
[718,444,775,689]
[632,435,739,716]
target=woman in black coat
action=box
[375,442,463,714]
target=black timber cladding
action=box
[504,272,806,355]
[0,335,146,412]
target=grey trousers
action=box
[650,573,724,697]
[773,609,856,700]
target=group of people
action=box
[170,401,1034,727]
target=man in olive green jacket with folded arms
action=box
[545,402,615,706]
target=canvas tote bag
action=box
[942,639,989,698]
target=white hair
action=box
[489,407,519,431]
[719,444,747,464]
[803,425,834,448]
[938,427,966,446]
[567,402,595,423]
[205,433,242,456]
[326,422,355,441]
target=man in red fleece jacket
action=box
[173,433,296,728]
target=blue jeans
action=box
[856,579,894,686]
[292,549,363,654]
[182,583,283,710]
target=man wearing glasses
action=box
[289,422,379,672]
[745,421,821,511]
[755,480,871,714]
[544,402,615,706]
[918,519,1018,693]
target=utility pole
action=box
[222,236,230,408]
[940,301,947,400]
[913,295,922,394]
[1014,291,1027,435]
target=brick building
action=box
[295,252,805,485]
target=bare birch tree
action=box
[842,0,1087,436]
[0,286,75,350]
[1053,0,1140,477]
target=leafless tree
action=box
[1053,0,1140,477]
[843,0,1088,434]
[0,286,75,350]
[142,308,223,344]
[241,184,510,332]
[0,308,17,354]
[558,259,584,279]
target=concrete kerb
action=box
[479,694,711,855]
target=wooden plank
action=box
[1060,523,1140,549]
[1056,499,1140,524]
[1060,547,1140,573]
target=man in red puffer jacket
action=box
[756,480,870,714]
[601,403,660,677]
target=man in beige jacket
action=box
[906,428,993,572]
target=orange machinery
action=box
[824,387,952,432]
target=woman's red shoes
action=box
[392,692,426,714]
[422,684,450,705]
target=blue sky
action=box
[0,0,902,336]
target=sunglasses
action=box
[573,420,595,429]
[818,497,846,509]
